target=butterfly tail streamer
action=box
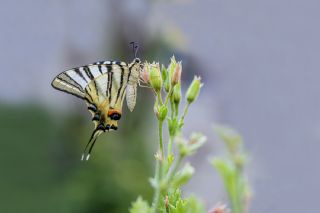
[81,129,102,161]
[87,138,98,160]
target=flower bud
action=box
[172,61,182,86]
[186,76,203,103]
[162,66,171,93]
[173,83,181,104]
[164,77,171,93]
[149,63,162,92]
[158,105,168,121]
[141,64,150,84]
[161,65,168,82]
[168,56,177,76]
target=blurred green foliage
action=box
[0,99,154,213]
[211,125,251,213]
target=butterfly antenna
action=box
[134,44,139,58]
[130,41,136,59]
[129,41,139,58]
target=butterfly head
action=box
[134,58,141,64]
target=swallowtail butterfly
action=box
[52,45,142,160]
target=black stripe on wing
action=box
[52,61,129,101]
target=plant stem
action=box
[165,155,183,185]
[151,159,160,213]
[180,103,190,123]
[159,120,164,159]
[157,92,163,105]
[152,113,165,213]
[164,87,174,106]
[167,135,174,157]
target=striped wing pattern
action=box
[52,59,141,160]
[51,61,128,101]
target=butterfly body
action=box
[52,58,142,159]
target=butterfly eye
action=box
[109,112,121,120]
[135,58,141,63]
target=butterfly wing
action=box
[51,62,114,100]
[52,59,141,160]
[126,84,137,112]
[52,61,130,129]
[125,59,141,112]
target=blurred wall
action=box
[1,0,320,212]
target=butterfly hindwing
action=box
[126,84,137,112]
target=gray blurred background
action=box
[1,0,319,212]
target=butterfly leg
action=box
[138,80,152,88]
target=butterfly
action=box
[52,51,142,160]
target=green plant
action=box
[129,57,251,213]
[210,125,252,213]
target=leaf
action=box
[129,197,151,213]
[172,163,195,189]
[186,196,205,213]
[177,133,207,157]
[210,158,242,213]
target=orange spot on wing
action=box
[107,109,121,116]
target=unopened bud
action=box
[141,64,150,84]
[168,56,177,76]
[158,105,168,121]
[173,83,181,104]
[172,61,182,85]
[186,76,202,103]
[149,63,162,92]
[162,66,170,93]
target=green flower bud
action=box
[149,63,162,92]
[162,66,171,93]
[164,77,171,93]
[168,56,177,76]
[161,65,167,82]
[173,83,181,104]
[158,105,168,121]
[186,76,203,103]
